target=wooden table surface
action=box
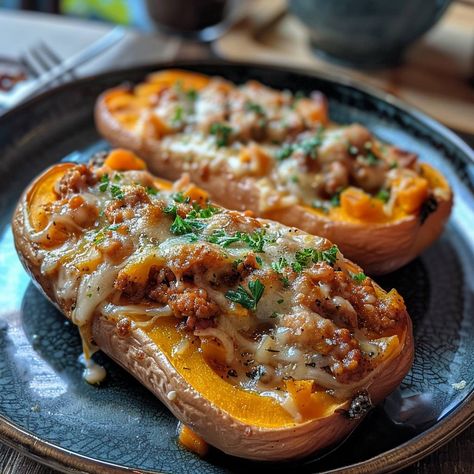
[1,9,473,474]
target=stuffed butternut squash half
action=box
[13,149,414,461]
[95,69,452,275]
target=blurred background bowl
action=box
[289,0,452,68]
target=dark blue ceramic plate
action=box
[0,62,472,474]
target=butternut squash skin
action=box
[95,88,452,275]
[12,164,414,461]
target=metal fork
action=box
[0,26,125,111]
[19,42,77,85]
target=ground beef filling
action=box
[114,265,219,330]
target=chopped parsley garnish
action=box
[291,245,339,272]
[245,101,266,116]
[171,105,184,124]
[365,150,379,166]
[351,272,367,283]
[113,173,122,182]
[390,161,399,169]
[210,122,233,147]
[375,188,390,203]
[187,203,220,219]
[290,175,299,183]
[208,228,270,253]
[186,89,198,101]
[110,184,124,200]
[256,256,263,266]
[164,203,178,216]
[168,202,219,236]
[300,131,323,160]
[275,144,294,161]
[171,191,189,203]
[272,256,289,274]
[99,174,109,192]
[272,257,290,286]
[183,233,199,242]
[240,229,267,253]
[146,186,158,196]
[170,215,204,235]
[277,298,284,304]
[207,230,241,247]
[225,279,265,310]
[330,190,343,207]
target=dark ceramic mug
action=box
[289,0,452,68]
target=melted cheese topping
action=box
[28,159,407,421]
[105,71,449,222]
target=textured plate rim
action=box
[0,60,473,474]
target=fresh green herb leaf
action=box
[164,203,178,216]
[300,133,322,160]
[146,186,158,196]
[365,150,379,166]
[172,105,184,124]
[290,175,299,183]
[319,245,339,266]
[171,192,189,203]
[170,215,205,235]
[248,279,265,305]
[375,189,390,203]
[277,298,284,304]
[272,257,289,274]
[351,272,367,283]
[269,312,279,319]
[187,203,220,219]
[330,191,342,207]
[186,89,198,101]
[245,101,266,116]
[113,173,123,182]
[207,230,241,247]
[99,174,109,192]
[275,144,294,161]
[390,161,398,169]
[183,232,199,242]
[210,122,233,147]
[225,279,265,310]
[256,256,263,266]
[110,184,124,200]
[291,245,339,271]
[240,229,267,253]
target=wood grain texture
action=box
[0,423,472,473]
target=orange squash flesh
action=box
[145,317,302,428]
[27,163,73,232]
[146,317,341,428]
[103,148,146,171]
[178,424,209,456]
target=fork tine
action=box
[29,46,54,75]
[19,54,40,79]
[38,42,77,80]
